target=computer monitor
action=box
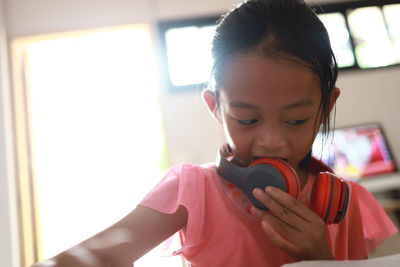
[312,123,397,181]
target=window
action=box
[165,25,216,87]
[158,17,218,92]
[315,0,400,69]
[159,0,400,91]
[12,25,181,267]
[317,12,355,68]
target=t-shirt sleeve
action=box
[139,164,183,214]
[352,182,398,251]
[330,181,398,259]
[138,163,210,256]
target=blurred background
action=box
[0,0,399,266]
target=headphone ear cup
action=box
[250,159,300,199]
[335,179,350,223]
[311,172,349,224]
[310,173,329,220]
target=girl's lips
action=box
[253,157,289,162]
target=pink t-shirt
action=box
[139,161,398,267]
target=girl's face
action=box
[206,54,332,174]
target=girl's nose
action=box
[255,126,287,154]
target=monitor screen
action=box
[312,123,397,181]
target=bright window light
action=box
[347,6,398,68]
[383,4,400,63]
[165,25,216,87]
[318,12,355,68]
[17,25,181,267]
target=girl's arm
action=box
[32,205,188,267]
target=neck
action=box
[296,167,309,189]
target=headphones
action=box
[216,151,350,224]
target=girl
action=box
[33,0,397,266]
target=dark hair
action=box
[210,0,338,137]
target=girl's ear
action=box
[203,90,222,123]
[329,87,340,112]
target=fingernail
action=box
[253,188,262,196]
[265,186,275,194]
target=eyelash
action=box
[236,118,307,126]
[286,119,307,126]
[237,119,258,126]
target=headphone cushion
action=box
[250,158,300,199]
[311,172,348,224]
[335,179,350,223]
[310,173,330,219]
[325,174,343,224]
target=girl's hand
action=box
[250,186,335,261]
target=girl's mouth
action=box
[253,157,289,162]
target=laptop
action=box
[312,123,398,184]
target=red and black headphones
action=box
[216,150,350,224]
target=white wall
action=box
[1,0,399,265]
[0,0,20,266]
[5,0,397,166]
[337,68,400,162]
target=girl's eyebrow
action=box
[229,100,258,109]
[229,99,314,110]
[281,99,313,110]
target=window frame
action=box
[158,15,219,93]
[158,0,400,92]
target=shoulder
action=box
[164,162,218,182]
[140,162,218,204]
[346,179,379,207]
[139,162,221,228]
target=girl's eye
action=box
[238,118,258,126]
[286,119,307,126]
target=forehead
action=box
[220,54,321,106]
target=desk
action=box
[358,173,400,194]
[282,253,400,266]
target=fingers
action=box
[251,186,333,261]
[259,219,299,256]
[251,206,300,239]
[253,186,319,224]
[250,207,310,259]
